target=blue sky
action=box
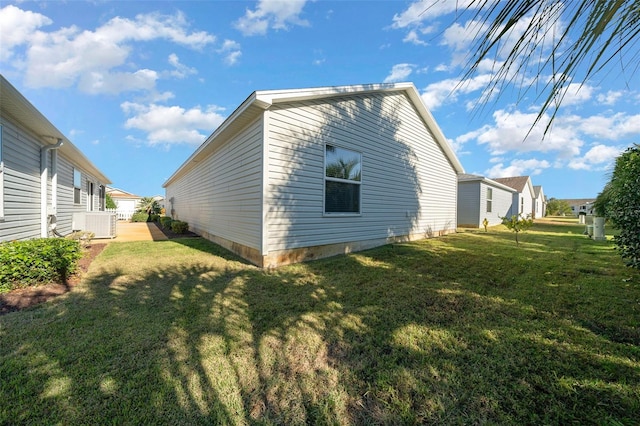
[1,1,638,200]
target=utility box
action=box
[592,216,606,241]
[72,212,117,238]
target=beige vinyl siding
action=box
[266,91,457,252]
[165,118,263,250]
[0,118,43,241]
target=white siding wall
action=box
[56,154,102,235]
[266,91,457,252]
[485,183,514,225]
[165,118,263,250]
[520,184,534,218]
[0,119,42,240]
[0,116,104,241]
[458,181,515,227]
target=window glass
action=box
[325,145,361,181]
[325,145,361,214]
[486,187,493,213]
[73,169,81,204]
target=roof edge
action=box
[163,82,465,187]
[0,75,111,184]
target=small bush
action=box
[171,220,189,234]
[131,212,148,222]
[150,214,160,222]
[159,216,173,229]
[0,239,83,292]
[67,231,95,248]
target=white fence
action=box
[105,208,136,221]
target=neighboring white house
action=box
[564,199,596,216]
[0,75,111,241]
[457,174,517,228]
[533,185,547,218]
[492,176,536,219]
[106,186,142,220]
[164,83,465,267]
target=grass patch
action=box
[1,224,639,424]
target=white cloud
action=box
[559,82,593,106]
[596,90,624,105]
[458,108,584,158]
[403,29,428,46]
[441,20,484,52]
[568,144,623,170]
[420,73,494,110]
[78,69,158,95]
[485,159,550,178]
[121,102,226,146]
[384,63,415,83]
[235,0,309,36]
[391,0,476,29]
[578,112,640,140]
[1,6,215,94]
[0,5,51,61]
[217,39,242,65]
[166,54,197,78]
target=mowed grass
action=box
[1,221,639,425]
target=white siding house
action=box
[106,186,142,220]
[492,176,535,219]
[0,75,111,241]
[533,185,547,218]
[164,83,465,267]
[457,174,517,227]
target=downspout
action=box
[41,138,63,237]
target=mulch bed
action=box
[0,229,200,315]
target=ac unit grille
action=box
[72,212,117,238]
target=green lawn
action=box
[1,222,639,425]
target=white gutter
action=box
[40,138,63,237]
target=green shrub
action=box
[159,216,173,229]
[171,220,189,234]
[131,212,148,222]
[150,214,160,222]
[0,239,83,292]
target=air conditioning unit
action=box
[72,212,117,238]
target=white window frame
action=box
[323,144,362,216]
[73,168,82,205]
[486,187,493,213]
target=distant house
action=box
[492,176,536,219]
[457,174,517,228]
[164,83,465,267]
[106,187,142,220]
[563,199,596,216]
[533,185,547,218]
[0,75,111,241]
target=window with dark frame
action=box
[73,168,81,204]
[324,145,361,214]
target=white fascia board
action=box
[402,83,465,174]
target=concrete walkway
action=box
[112,221,169,242]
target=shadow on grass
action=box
[1,234,639,424]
